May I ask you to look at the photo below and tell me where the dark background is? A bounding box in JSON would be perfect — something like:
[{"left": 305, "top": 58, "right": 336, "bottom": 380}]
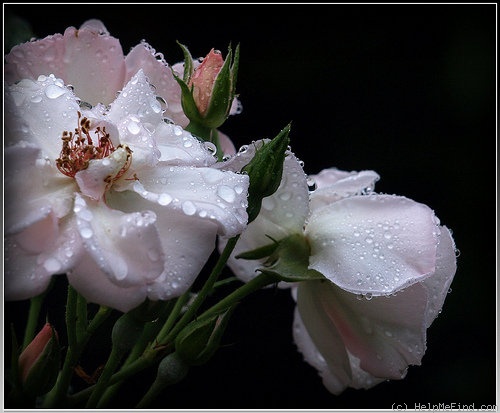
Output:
[{"left": 4, "top": 3, "right": 497, "bottom": 410}]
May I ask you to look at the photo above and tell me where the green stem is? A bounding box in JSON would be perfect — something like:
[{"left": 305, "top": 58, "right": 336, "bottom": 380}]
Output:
[
  {"left": 86, "top": 346, "right": 124, "bottom": 408},
  {"left": 42, "top": 304, "right": 111, "bottom": 408},
  {"left": 197, "top": 271, "right": 278, "bottom": 322},
  {"left": 157, "top": 235, "right": 239, "bottom": 346},
  {"left": 97, "top": 300, "right": 175, "bottom": 408},
  {"left": 22, "top": 293, "right": 46, "bottom": 350},
  {"left": 69, "top": 347, "right": 164, "bottom": 407},
  {"left": 151, "top": 292, "right": 192, "bottom": 350}
]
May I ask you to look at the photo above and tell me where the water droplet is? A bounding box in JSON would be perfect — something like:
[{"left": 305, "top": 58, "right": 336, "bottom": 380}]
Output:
[
  {"left": 45, "top": 84, "right": 67, "bottom": 99},
  {"left": 30, "top": 95, "right": 43, "bottom": 103},
  {"left": 158, "top": 193, "right": 172, "bottom": 206},
  {"left": 147, "top": 249, "right": 160, "bottom": 262},
  {"left": 262, "top": 197, "right": 275, "bottom": 211},
  {"left": 80, "top": 227, "right": 93, "bottom": 239},
  {"left": 127, "top": 120, "right": 141, "bottom": 135},
  {"left": 238, "top": 144, "right": 249, "bottom": 154},
  {"left": 44, "top": 257, "right": 61, "bottom": 273},
  {"left": 156, "top": 96, "right": 168, "bottom": 112},
  {"left": 204, "top": 142, "right": 217, "bottom": 156},
  {"left": 182, "top": 201, "right": 196, "bottom": 216},
  {"left": 218, "top": 185, "right": 236, "bottom": 203}
]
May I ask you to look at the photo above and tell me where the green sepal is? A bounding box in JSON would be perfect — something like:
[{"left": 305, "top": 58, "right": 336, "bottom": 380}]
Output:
[
  {"left": 235, "top": 236, "right": 279, "bottom": 260},
  {"left": 22, "top": 326, "right": 61, "bottom": 397},
  {"left": 241, "top": 233, "right": 325, "bottom": 283},
  {"left": 243, "top": 124, "right": 291, "bottom": 223},
  {"left": 176, "top": 41, "right": 194, "bottom": 82},
  {"left": 175, "top": 306, "right": 236, "bottom": 366}
]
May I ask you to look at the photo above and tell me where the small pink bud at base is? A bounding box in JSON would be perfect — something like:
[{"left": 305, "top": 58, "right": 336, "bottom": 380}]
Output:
[{"left": 18, "top": 323, "right": 57, "bottom": 382}]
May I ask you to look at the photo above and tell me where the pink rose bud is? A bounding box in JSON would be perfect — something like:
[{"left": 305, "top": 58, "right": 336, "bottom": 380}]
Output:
[
  {"left": 189, "top": 48, "right": 224, "bottom": 116},
  {"left": 18, "top": 323, "right": 57, "bottom": 382}
]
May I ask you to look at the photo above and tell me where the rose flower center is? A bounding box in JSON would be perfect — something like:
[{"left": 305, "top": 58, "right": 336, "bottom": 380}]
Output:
[{"left": 56, "top": 111, "right": 131, "bottom": 182}]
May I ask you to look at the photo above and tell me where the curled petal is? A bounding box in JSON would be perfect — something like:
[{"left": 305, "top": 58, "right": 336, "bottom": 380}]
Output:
[
  {"left": 293, "top": 294, "right": 352, "bottom": 394},
  {"left": 421, "top": 226, "right": 457, "bottom": 327},
  {"left": 146, "top": 209, "right": 220, "bottom": 301},
  {"left": 68, "top": 253, "right": 147, "bottom": 313},
  {"left": 310, "top": 168, "right": 380, "bottom": 211},
  {"left": 106, "top": 190, "right": 219, "bottom": 301},
  {"left": 123, "top": 165, "right": 249, "bottom": 237},
  {"left": 306, "top": 195, "right": 440, "bottom": 295},
  {"left": 125, "top": 43, "right": 189, "bottom": 127},
  {"left": 297, "top": 279, "right": 428, "bottom": 386},
  {"left": 75, "top": 146, "right": 132, "bottom": 200},
  {"left": 73, "top": 194, "right": 165, "bottom": 287}
]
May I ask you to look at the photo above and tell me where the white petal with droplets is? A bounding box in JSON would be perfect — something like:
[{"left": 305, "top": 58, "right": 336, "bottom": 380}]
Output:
[
  {"left": 121, "top": 165, "right": 249, "bottom": 237},
  {"left": 73, "top": 193, "right": 165, "bottom": 286},
  {"left": 310, "top": 168, "right": 380, "bottom": 211},
  {"left": 306, "top": 194, "right": 439, "bottom": 295}
]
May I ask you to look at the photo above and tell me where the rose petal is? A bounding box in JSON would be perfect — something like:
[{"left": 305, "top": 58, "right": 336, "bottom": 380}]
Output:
[
  {"left": 73, "top": 194, "right": 165, "bottom": 286},
  {"left": 125, "top": 43, "right": 189, "bottom": 127},
  {"left": 5, "top": 33, "right": 66, "bottom": 85},
  {"left": 294, "top": 283, "right": 352, "bottom": 391},
  {"left": 153, "top": 122, "right": 218, "bottom": 167},
  {"left": 107, "top": 69, "right": 163, "bottom": 128},
  {"left": 306, "top": 195, "right": 439, "bottom": 295},
  {"left": 122, "top": 165, "right": 249, "bottom": 237},
  {"left": 299, "top": 279, "right": 428, "bottom": 381},
  {"left": 4, "top": 237, "right": 53, "bottom": 300},
  {"left": 105, "top": 190, "right": 219, "bottom": 301},
  {"left": 59, "top": 24, "right": 125, "bottom": 105},
  {"left": 421, "top": 226, "right": 457, "bottom": 327},
  {"left": 68, "top": 253, "right": 147, "bottom": 313},
  {"left": 5, "top": 75, "right": 81, "bottom": 159},
  {"left": 146, "top": 209, "right": 220, "bottom": 301},
  {"left": 310, "top": 168, "right": 380, "bottom": 211}
]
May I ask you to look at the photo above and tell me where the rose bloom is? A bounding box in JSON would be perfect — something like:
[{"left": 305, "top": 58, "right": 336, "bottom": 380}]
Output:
[
  {"left": 218, "top": 145, "right": 457, "bottom": 394},
  {"left": 4, "top": 22, "right": 250, "bottom": 312}
]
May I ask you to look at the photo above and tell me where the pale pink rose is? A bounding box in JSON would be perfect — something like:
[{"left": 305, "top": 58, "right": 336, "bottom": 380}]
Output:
[
  {"left": 217, "top": 151, "right": 457, "bottom": 393},
  {"left": 5, "top": 68, "right": 249, "bottom": 312}
]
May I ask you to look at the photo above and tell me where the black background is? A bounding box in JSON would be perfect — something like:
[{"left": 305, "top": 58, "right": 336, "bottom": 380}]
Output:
[{"left": 3, "top": 3, "right": 497, "bottom": 410}]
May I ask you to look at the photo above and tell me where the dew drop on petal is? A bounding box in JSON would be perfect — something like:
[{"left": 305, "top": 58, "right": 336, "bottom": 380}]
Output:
[
  {"left": 127, "top": 120, "right": 141, "bottom": 135},
  {"left": 45, "top": 84, "right": 67, "bottom": 99},
  {"left": 182, "top": 201, "right": 196, "bottom": 216},
  {"left": 80, "top": 227, "right": 93, "bottom": 239},
  {"left": 217, "top": 185, "right": 236, "bottom": 203},
  {"left": 158, "top": 193, "right": 172, "bottom": 206},
  {"left": 44, "top": 257, "right": 62, "bottom": 273}
]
